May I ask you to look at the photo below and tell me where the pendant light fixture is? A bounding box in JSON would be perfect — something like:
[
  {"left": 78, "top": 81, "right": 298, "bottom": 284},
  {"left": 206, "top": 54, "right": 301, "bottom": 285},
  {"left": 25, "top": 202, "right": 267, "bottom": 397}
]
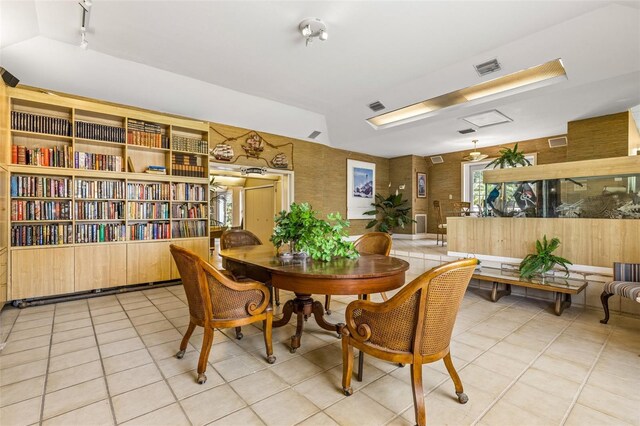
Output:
[{"left": 463, "top": 140, "right": 488, "bottom": 162}]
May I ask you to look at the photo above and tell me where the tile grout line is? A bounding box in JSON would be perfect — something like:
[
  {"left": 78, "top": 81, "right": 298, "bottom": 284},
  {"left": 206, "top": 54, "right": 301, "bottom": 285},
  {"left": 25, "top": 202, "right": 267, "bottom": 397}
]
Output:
[
  {"left": 89, "top": 297, "right": 120, "bottom": 426},
  {"left": 558, "top": 323, "right": 615, "bottom": 425},
  {"left": 115, "top": 289, "right": 193, "bottom": 425},
  {"left": 470, "top": 311, "right": 581, "bottom": 426},
  {"left": 38, "top": 303, "right": 57, "bottom": 424}
]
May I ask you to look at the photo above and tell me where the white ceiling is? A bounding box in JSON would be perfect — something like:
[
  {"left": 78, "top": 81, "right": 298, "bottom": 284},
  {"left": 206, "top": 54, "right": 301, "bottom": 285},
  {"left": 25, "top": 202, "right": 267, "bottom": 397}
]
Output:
[{"left": 1, "top": 1, "right": 640, "bottom": 157}]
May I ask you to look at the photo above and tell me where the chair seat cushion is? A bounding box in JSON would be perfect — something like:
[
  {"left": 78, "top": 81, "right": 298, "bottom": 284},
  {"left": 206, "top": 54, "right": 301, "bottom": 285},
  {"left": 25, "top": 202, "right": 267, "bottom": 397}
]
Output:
[
  {"left": 604, "top": 281, "right": 640, "bottom": 302},
  {"left": 438, "top": 224, "right": 447, "bottom": 229}
]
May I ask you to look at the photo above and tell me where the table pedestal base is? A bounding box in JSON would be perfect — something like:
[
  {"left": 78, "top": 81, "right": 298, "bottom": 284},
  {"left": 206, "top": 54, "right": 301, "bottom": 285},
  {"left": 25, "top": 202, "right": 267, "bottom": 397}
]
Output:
[{"left": 273, "top": 293, "right": 344, "bottom": 353}]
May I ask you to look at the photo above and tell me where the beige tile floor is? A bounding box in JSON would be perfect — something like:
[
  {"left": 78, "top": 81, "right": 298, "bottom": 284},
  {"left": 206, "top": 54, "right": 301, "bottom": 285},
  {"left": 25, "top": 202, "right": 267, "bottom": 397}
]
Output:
[{"left": 1, "top": 253, "right": 639, "bottom": 426}]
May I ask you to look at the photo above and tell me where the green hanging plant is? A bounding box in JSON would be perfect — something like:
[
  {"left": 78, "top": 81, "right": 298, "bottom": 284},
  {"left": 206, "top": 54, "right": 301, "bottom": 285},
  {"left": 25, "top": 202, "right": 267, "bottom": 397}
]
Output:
[
  {"left": 363, "top": 193, "right": 415, "bottom": 234},
  {"left": 485, "top": 143, "right": 532, "bottom": 169},
  {"left": 270, "top": 202, "right": 358, "bottom": 262},
  {"left": 519, "top": 235, "right": 572, "bottom": 279}
]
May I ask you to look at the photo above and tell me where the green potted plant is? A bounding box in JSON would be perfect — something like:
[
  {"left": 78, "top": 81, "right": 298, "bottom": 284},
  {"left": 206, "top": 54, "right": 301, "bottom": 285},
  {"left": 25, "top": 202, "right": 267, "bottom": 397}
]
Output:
[
  {"left": 270, "top": 202, "right": 358, "bottom": 261},
  {"left": 519, "top": 235, "right": 572, "bottom": 279},
  {"left": 364, "top": 193, "right": 415, "bottom": 234},
  {"left": 485, "top": 143, "right": 532, "bottom": 169}
]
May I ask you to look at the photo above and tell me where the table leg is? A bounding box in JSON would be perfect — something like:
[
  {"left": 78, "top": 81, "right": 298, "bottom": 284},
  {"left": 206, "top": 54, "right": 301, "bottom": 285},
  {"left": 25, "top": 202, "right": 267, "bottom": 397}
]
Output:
[
  {"left": 356, "top": 294, "right": 368, "bottom": 382},
  {"left": 272, "top": 299, "right": 294, "bottom": 328},
  {"left": 554, "top": 293, "right": 572, "bottom": 316},
  {"left": 490, "top": 282, "right": 512, "bottom": 302},
  {"left": 312, "top": 301, "right": 344, "bottom": 337}
]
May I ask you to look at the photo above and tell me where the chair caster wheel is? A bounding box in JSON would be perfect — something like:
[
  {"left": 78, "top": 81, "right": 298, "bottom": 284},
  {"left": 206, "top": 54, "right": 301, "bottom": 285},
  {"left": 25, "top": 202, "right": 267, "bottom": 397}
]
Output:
[
  {"left": 456, "top": 392, "right": 468, "bottom": 404},
  {"left": 197, "top": 373, "right": 207, "bottom": 384},
  {"left": 176, "top": 350, "right": 185, "bottom": 359},
  {"left": 289, "top": 347, "right": 297, "bottom": 354},
  {"left": 236, "top": 332, "right": 243, "bottom": 340},
  {"left": 326, "top": 310, "right": 331, "bottom": 315},
  {"left": 343, "top": 387, "right": 353, "bottom": 396},
  {"left": 267, "top": 355, "right": 276, "bottom": 364},
  {"left": 398, "top": 363, "right": 405, "bottom": 367},
  {"left": 336, "top": 333, "right": 341, "bottom": 339}
]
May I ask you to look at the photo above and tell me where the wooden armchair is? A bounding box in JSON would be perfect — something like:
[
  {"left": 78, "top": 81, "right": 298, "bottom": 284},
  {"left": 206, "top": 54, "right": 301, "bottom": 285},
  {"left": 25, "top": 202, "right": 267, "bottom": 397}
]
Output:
[
  {"left": 433, "top": 200, "right": 447, "bottom": 246},
  {"left": 324, "top": 232, "right": 393, "bottom": 314},
  {"left": 341, "top": 258, "right": 478, "bottom": 426},
  {"left": 600, "top": 262, "right": 640, "bottom": 324},
  {"left": 170, "top": 244, "right": 275, "bottom": 384},
  {"left": 220, "top": 229, "right": 279, "bottom": 307}
]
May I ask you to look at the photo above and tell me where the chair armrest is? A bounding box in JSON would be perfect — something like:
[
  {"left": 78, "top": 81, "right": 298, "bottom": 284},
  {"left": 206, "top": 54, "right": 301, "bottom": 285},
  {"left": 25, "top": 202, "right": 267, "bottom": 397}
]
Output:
[{"left": 202, "top": 261, "right": 270, "bottom": 316}]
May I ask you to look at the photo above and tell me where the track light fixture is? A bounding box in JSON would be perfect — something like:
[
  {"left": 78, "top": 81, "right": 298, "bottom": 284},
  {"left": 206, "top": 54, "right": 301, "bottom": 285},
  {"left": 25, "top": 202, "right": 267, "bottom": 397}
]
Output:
[
  {"left": 78, "top": 1, "right": 91, "bottom": 49},
  {"left": 298, "top": 18, "right": 328, "bottom": 47}
]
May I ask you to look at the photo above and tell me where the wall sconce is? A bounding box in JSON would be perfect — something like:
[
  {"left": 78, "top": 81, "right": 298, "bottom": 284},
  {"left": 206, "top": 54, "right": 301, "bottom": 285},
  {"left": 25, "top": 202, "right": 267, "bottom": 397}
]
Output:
[{"left": 299, "top": 18, "right": 328, "bottom": 47}]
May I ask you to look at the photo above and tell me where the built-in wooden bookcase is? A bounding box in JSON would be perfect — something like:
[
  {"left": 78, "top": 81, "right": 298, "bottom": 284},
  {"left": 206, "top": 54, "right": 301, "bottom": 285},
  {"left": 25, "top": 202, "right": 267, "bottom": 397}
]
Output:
[{"left": 2, "top": 86, "right": 211, "bottom": 302}]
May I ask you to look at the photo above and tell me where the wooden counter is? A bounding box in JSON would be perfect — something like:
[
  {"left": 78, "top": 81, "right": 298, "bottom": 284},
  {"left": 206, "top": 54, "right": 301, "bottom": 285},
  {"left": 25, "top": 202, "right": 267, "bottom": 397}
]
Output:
[{"left": 447, "top": 217, "right": 640, "bottom": 268}]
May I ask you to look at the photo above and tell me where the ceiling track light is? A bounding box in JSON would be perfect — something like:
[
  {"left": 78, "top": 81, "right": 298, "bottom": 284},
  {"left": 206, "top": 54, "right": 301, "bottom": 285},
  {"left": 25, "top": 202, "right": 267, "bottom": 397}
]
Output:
[
  {"left": 78, "top": 1, "right": 91, "bottom": 49},
  {"left": 298, "top": 18, "right": 328, "bottom": 47}
]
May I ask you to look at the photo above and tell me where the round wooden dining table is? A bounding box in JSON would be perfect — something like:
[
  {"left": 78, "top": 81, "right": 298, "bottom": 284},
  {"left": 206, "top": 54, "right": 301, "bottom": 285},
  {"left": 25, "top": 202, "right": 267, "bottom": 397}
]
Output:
[{"left": 218, "top": 245, "right": 410, "bottom": 354}]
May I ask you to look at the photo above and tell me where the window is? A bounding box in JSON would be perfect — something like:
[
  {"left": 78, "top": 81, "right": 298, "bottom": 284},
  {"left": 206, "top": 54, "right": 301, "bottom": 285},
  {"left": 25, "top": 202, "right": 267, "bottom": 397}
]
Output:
[{"left": 462, "top": 154, "right": 536, "bottom": 213}]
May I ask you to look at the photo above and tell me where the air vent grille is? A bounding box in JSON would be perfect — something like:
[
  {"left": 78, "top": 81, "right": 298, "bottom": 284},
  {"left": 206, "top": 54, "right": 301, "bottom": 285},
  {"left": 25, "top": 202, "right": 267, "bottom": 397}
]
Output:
[
  {"left": 308, "top": 130, "right": 322, "bottom": 139},
  {"left": 458, "top": 128, "right": 476, "bottom": 134},
  {"left": 415, "top": 214, "right": 427, "bottom": 234},
  {"left": 430, "top": 156, "right": 444, "bottom": 164},
  {"left": 548, "top": 136, "right": 567, "bottom": 148},
  {"left": 474, "top": 58, "right": 501, "bottom": 77},
  {"left": 368, "top": 101, "right": 385, "bottom": 112}
]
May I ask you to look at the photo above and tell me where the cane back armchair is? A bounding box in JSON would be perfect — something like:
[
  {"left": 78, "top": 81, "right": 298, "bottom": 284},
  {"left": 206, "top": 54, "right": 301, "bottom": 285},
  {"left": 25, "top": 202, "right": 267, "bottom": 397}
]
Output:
[
  {"left": 324, "top": 232, "right": 393, "bottom": 314},
  {"left": 170, "top": 244, "right": 275, "bottom": 384},
  {"left": 341, "top": 258, "right": 478, "bottom": 426},
  {"left": 220, "top": 229, "right": 279, "bottom": 309}
]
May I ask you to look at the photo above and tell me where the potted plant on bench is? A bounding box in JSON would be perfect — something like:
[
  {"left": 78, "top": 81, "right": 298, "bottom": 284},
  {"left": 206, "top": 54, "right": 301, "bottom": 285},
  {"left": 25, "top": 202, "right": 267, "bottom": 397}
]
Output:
[{"left": 519, "top": 235, "right": 572, "bottom": 280}]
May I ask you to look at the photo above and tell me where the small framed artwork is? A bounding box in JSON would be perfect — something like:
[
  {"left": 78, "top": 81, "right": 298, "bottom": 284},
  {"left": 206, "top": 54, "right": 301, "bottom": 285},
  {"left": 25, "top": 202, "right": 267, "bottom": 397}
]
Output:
[
  {"left": 347, "top": 159, "right": 376, "bottom": 219},
  {"left": 417, "top": 172, "right": 427, "bottom": 198}
]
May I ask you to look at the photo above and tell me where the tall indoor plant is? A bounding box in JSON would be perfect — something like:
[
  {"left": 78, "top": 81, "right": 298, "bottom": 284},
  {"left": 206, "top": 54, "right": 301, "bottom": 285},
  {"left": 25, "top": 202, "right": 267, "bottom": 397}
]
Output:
[
  {"left": 270, "top": 202, "right": 358, "bottom": 261},
  {"left": 364, "top": 193, "right": 415, "bottom": 234},
  {"left": 485, "top": 143, "right": 532, "bottom": 169}
]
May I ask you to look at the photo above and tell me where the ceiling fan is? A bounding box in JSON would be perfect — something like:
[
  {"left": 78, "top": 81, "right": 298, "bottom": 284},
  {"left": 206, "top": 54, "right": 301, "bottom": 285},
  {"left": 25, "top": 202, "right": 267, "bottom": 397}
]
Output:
[{"left": 463, "top": 140, "right": 488, "bottom": 162}]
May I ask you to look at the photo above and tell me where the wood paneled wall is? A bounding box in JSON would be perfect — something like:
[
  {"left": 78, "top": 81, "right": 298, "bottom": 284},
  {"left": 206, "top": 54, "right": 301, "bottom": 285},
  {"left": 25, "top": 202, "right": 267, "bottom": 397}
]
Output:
[
  {"left": 209, "top": 123, "right": 390, "bottom": 235},
  {"left": 629, "top": 113, "right": 640, "bottom": 155},
  {"left": 425, "top": 135, "right": 567, "bottom": 233},
  {"left": 567, "top": 112, "right": 630, "bottom": 161}
]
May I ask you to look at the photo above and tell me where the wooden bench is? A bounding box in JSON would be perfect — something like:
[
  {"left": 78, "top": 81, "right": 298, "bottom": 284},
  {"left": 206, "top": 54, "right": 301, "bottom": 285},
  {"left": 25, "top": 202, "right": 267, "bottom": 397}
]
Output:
[{"left": 472, "top": 267, "right": 588, "bottom": 316}]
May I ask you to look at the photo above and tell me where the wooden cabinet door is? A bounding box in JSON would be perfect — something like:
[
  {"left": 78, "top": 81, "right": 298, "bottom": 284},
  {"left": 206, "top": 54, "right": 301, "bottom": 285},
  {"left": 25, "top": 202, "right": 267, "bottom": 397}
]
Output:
[
  {"left": 75, "top": 244, "right": 127, "bottom": 291},
  {"left": 11, "top": 247, "right": 74, "bottom": 299},
  {"left": 245, "top": 186, "right": 275, "bottom": 247},
  {"left": 126, "top": 241, "right": 172, "bottom": 285},
  {"left": 169, "top": 238, "right": 209, "bottom": 279}
]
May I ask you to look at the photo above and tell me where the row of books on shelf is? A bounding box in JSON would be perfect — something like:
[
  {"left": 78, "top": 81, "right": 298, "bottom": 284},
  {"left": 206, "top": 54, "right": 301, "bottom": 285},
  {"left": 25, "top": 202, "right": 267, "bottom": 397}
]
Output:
[
  {"left": 11, "top": 110, "right": 72, "bottom": 136},
  {"left": 75, "top": 179, "right": 126, "bottom": 200},
  {"left": 172, "top": 203, "right": 207, "bottom": 219},
  {"left": 127, "top": 119, "right": 169, "bottom": 149},
  {"left": 76, "top": 223, "right": 126, "bottom": 244},
  {"left": 12, "top": 145, "right": 73, "bottom": 168},
  {"left": 11, "top": 175, "right": 72, "bottom": 198},
  {"left": 11, "top": 224, "right": 73, "bottom": 247},
  {"left": 129, "top": 222, "right": 170, "bottom": 241},
  {"left": 75, "top": 152, "right": 123, "bottom": 172},
  {"left": 11, "top": 200, "right": 72, "bottom": 221},
  {"left": 128, "top": 202, "right": 170, "bottom": 220},
  {"left": 127, "top": 182, "right": 171, "bottom": 201},
  {"left": 75, "top": 201, "right": 125, "bottom": 221},
  {"left": 171, "top": 164, "right": 206, "bottom": 178},
  {"left": 171, "top": 220, "right": 207, "bottom": 238},
  {"left": 76, "top": 120, "right": 126, "bottom": 143},
  {"left": 172, "top": 183, "right": 206, "bottom": 201},
  {"left": 172, "top": 135, "right": 208, "bottom": 154}
]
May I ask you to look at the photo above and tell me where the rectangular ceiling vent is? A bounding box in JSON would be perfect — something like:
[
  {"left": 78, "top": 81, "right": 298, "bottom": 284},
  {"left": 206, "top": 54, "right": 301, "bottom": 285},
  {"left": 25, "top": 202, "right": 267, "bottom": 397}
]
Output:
[
  {"left": 368, "top": 101, "right": 386, "bottom": 112},
  {"left": 548, "top": 136, "right": 568, "bottom": 148},
  {"left": 458, "top": 128, "right": 476, "bottom": 134},
  {"left": 430, "top": 155, "right": 444, "bottom": 164},
  {"left": 308, "top": 130, "right": 322, "bottom": 139},
  {"left": 474, "top": 58, "right": 501, "bottom": 77}
]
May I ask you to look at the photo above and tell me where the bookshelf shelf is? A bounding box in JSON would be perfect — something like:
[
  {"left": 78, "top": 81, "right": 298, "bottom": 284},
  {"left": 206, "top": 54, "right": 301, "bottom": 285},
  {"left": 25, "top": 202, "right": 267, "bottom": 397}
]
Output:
[{"left": 3, "top": 86, "right": 211, "bottom": 301}]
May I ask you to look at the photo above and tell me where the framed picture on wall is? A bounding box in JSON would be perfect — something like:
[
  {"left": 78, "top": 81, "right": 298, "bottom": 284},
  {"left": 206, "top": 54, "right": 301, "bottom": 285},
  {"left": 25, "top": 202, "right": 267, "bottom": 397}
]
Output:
[
  {"left": 417, "top": 172, "right": 427, "bottom": 198},
  {"left": 347, "top": 159, "right": 376, "bottom": 219}
]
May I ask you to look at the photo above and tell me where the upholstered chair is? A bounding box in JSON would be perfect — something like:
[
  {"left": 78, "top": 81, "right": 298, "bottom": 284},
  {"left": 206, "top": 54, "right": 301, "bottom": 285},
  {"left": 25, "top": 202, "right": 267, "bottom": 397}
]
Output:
[
  {"left": 341, "top": 258, "right": 477, "bottom": 426},
  {"left": 600, "top": 262, "right": 640, "bottom": 324},
  {"left": 324, "top": 232, "right": 392, "bottom": 314},
  {"left": 170, "top": 244, "right": 275, "bottom": 384}
]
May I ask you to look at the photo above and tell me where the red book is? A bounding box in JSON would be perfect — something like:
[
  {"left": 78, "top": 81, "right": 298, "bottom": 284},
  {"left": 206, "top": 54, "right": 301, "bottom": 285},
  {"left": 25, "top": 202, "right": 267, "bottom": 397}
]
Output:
[{"left": 11, "top": 145, "right": 17, "bottom": 164}]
